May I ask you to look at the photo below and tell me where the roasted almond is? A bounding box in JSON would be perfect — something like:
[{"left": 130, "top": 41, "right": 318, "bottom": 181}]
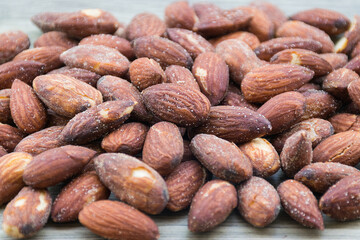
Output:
[
  {"left": 209, "top": 31, "right": 260, "bottom": 49},
  {"left": 0, "top": 123, "right": 24, "bottom": 152},
  {"left": 0, "top": 30, "right": 30, "bottom": 64},
  {"left": 47, "top": 66, "right": 101, "bottom": 87},
  {"left": 329, "top": 113, "right": 360, "bottom": 133},
  {"left": 0, "top": 146, "right": 6, "bottom": 157},
  {"left": 351, "top": 41, "right": 360, "bottom": 58},
  {"left": 221, "top": 84, "right": 258, "bottom": 111},
  {"left": 297, "top": 83, "right": 322, "bottom": 92},
  {"left": 348, "top": 77, "right": 360, "bottom": 108},
  {"left": 125, "top": 13, "right": 166, "bottom": 41},
  {"left": 322, "top": 68, "right": 359, "bottom": 100},
  {"left": 164, "top": 1, "right": 197, "bottom": 30},
  {"left": 249, "top": 0, "right": 287, "bottom": 30},
  {"left": 34, "top": 31, "right": 78, "bottom": 49},
  {"left": 164, "top": 65, "right": 200, "bottom": 91},
  {"left": 344, "top": 54, "right": 360, "bottom": 75},
  {"left": 320, "top": 53, "right": 348, "bottom": 70},
  {"left": 0, "top": 89, "right": 11, "bottom": 123},
  {"left": 31, "top": 12, "right": 67, "bottom": 33},
  {"left": 46, "top": 109, "right": 71, "bottom": 127},
  {"left": 334, "top": 15, "right": 360, "bottom": 54}
]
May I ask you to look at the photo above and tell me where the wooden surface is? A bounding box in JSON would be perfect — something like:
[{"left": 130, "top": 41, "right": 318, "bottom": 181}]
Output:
[{"left": 1, "top": 0, "right": 360, "bottom": 239}]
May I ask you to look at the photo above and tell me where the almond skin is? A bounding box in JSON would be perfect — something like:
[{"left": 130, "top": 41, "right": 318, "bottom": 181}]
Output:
[
  {"left": 0, "top": 123, "right": 24, "bottom": 152},
  {"left": 60, "top": 44, "right": 130, "bottom": 77},
  {"left": 277, "top": 180, "right": 324, "bottom": 230},
  {"left": 192, "top": 52, "right": 229, "bottom": 105},
  {"left": 0, "top": 89, "right": 11, "bottom": 123},
  {"left": 329, "top": 113, "right": 360, "bottom": 133},
  {"left": 295, "top": 162, "right": 360, "bottom": 193},
  {"left": 348, "top": 78, "right": 360, "bottom": 109},
  {"left": 188, "top": 180, "right": 237, "bottom": 232},
  {"left": 320, "top": 53, "right": 348, "bottom": 70},
  {"left": 191, "top": 106, "right": 272, "bottom": 144},
  {"left": 249, "top": 0, "right": 287, "bottom": 30},
  {"left": 0, "top": 30, "right": 30, "bottom": 64},
  {"left": 47, "top": 66, "right": 101, "bottom": 87},
  {"left": 322, "top": 68, "right": 359, "bottom": 100},
  {"left": 241, "top": 64, "right": 314, "bottom": 103},
  {"left": 334, "top": 15, "right": 360, "bottom": 54},
  {"left": 142, "top": 122, "right": 183, "bottom": 176},
  {"left": 190, "top": 134, "right": 253, "bottom": 183},
  {"left": 31, "top": 12, "right": 66, "bottom": 33},
  {"left": 221, "top": 84, "right": 258, "bottom": 111},
  {"left": 313, "top": 131, "right": 360, "bottom": 166},
  {"left": 166, "top": 160, "right": 207, "bottom": 212},
  {"left": 2, "top": 187, "right": 51, "bottom": 238},
  {"left": 51, "top": 171, "right": 110, "bottom": 222},
  {"left": 94, "top": 153, "right": 169, "bottom": 215},
  {"left": 0, "top": 152, "right": 32, "bottom": 206},
  {"left": 79, "top": 200, "right": 159, "bottom": 240},
  {"left": 237, "top": 176, "right": 280, "bottom": 227},
  {"left": 164, "top": 65, "right": 200, "bottom": 91},
  {"left": 23, "top": 145, "right": 96, "bottom": 188},
  {"left": 125, "top": 13, "right": 166, "bottom": 41},
  {"left": 210, "top": 31, "right": 260, "bottom": 49},
  {"left": 319, "top": 175, "right": 360, "bottom": 221},
  {"left": 142, "top": 83, "right": 210, "bottom": 127},
  {"left": 10, "top": 79, "right": 47, "bottom": 134},
  {"left": 164, "top": 1, "right": 197, "bottom": 30},
  {"left": 34, "top": 31, "right": 78, "bottom": 49}
]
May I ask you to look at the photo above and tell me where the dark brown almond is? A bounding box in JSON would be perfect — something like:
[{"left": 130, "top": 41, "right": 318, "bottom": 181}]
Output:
[
  {"left": 132, "top": 36, "right": 193, "bottom": 69},
  {"left": 164, "top": 1, "right": 197, "bottom": 30},
  {"left": 0, "top": 30, "right": 30, "bottom": 64},
  {"left": 166, "top": 160, "right": 207, "bottom": 212},
  {"left": 182, "top": 140, "right": 194, "bottom": 162},
  {"left": 142, "top": 83, "right": 210, "bottom": 127},
  {"left": 188, "top": 180, "right": 237, "bottom": 232},
  {"left": 241, "top": 64, "right": 314, "bottom": 103},
  {"left": 0, "top": 123, "right": 24, "bottom": 152},
  {"left": 46, "top": 109, "right": 71, "bottom": 127},
  {"left": 164, "top": 65, "right": 200, "bottom": 91},
  {"left": 334, "top": 15, "right": 360, "bottom": 54},
  {"left": 221, "top": 84, "right": 258, "bottom": 111},
  {"left": 276, "top": 20, "right": 334, "bottom": 53},
  {"left": 295, "top": 162, "right": 360, "bottom": 193},
  {"left": 60, "top": 100, "right": 135, "bottom": 144},
  {"left": 209, "top": 31, "right": 260, "bottom": 49},
  {"left": 51, "top": 171, "right": 110, "bottom": 222},
  {"left": 125, "top": 13, "right": 166, "bottom": 41},
  {"left": 237, "top": 176, "right": 280, "bottom": 227},
  {"left": 239, "top": 138, "right": 280, "bottom": 178},
  {"left": 249, "top": 0, "right": 287, "bottom": 30},
  {"left": 31, "top": 12, "right": 68, "bottom": 33},
  {"left": 0, "top": 60, "right": 45, "bottom": 90},
  {"left": 192, "top": 52, "right": 229, "bottom": 105},
  {"left": 278, "top": 180, "right": 324, "bottom": 230},
  {"left": 60, "top": 44, "right": 130, "bottom": 77},
  {"left": 0, "top": 89, "right": 11, "bottom": 123},
  {"left": 47, "top": 66, "right": 101, "bottom": 87},
  {"left": 323, "top": 68, "right": 359, "bottom": 101},
  {"left": 320, "top": 53, "right": 348, "bottom": 70},
  {"left": 190, "top": 134, "right": 252, "bottom": 183},
  {"left": 94, "top": 153, "right": 169, "bottom": 214},
  {"left": 14, "top": 126, "right": 65, "bottom": 156},
  {"left": 257, "top": 91, "right": 306, "bottom": 134},
  {"left": 191, "top": 106, "right": 271, "bottom": 143},
  {"left": 34, "top": 31, "right": 78, "bottom": 49},
  {"left": 329, "top": 113, "right": 360, "bottom": 133}
]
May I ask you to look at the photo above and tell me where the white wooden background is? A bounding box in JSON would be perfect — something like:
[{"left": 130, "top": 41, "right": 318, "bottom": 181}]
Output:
[{"left": 1, "top": 0, "right": 360, "bottom": 239}]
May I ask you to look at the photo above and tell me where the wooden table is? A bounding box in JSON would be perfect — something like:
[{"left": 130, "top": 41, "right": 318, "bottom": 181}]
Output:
[{"left": 1, "top": 0, "right": 360, "bottom": 239}]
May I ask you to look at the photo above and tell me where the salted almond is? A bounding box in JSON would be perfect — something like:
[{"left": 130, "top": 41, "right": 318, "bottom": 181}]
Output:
[
  {"left": 249, "top": 0, "right": 287, "bottom": 30},
  {"left": 46, "top": 109, "right": 71, "bottom": 127},
  {"left": 209, "top": 31, "right": 260, "bottom": 49},
  {"left": 329, "top": 113, "right": 360, "bottom": 133},
  {"left": 221, "top": 84, "right": 258, "bottom": 111},
  {"left": 351, "top": 41, "right": 360, "bottom": 58},
  {"left": 0, "top": 30, "right": 30, "bottom": 64},
  {"left": 334, "top": 15, "right": 360, "bottom": 54},
  {"left": 297, "top": 83, "right": 322, "bottom": 92},
  {"left": 0, "top": 89, "right": 11, "bottom": 123},
  {"left": 320, "top": 53, "right": 348, "bottom": 69},
  {"left": 0, "top": 123, "right": 24, "bottom": 152},
  {"left": 31, "top": 12, "right": 67, "bottom": 33},
  {"left": 165, "top": 1, "right": 197, "bottom": 30},
  {"left": 47, "top": 66, "right": 101, "bottom": 87},
  {"left": 323, "top": 68, "right": 359, "bottom": 100},
  {"left": 34, "top": 31, "right": 78, "bottom": 49},
  {"left": 126, "top": 13, "right": 166, "bottom": 41},
  {"left": 164, "top": 65, "right": 200, "bottom": 91}
]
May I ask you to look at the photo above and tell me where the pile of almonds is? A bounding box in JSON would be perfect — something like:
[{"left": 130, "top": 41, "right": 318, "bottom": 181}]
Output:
[{"left": 2, "top": 1, "right": 360, "bottom": 239}]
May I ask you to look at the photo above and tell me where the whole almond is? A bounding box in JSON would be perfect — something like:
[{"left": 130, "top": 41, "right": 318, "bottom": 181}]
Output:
[
  {"left": 164, "top": 65, "right": 200, "bottom": 91},
  {"left": 209, "top": 31, "right": 260, "bottom": 49},
  {"left": 60, "top": 100, "right": 135, "bottom": 144},
  {"left": 0, "top": 60, "right": 45, "bottom": 90},
  {"left": 313, "top": 130, "right": 360, "bottom": 166},
  {"left": 34, "top": 31, "right": 78, "bottom": 49},
  {"left": 241, "top": 64, "right": 314, "bottom": 103},
  {"left": 33, "top": 74, "right": 103, "bottom": 117},
  {"left": 60, "top": 44, "right": 130, "bottom": 77},
  {"left": 257, "top": 91, "right": 306, "bottom": 134},
  {"left": 348, "top": 78, "right": 360, "bottom": 109},
  {"left": 132, "top": 36, "right": 193, "bottom": 69},
  {"left": 143, "top": 122, "right": 183, "bottom": 176},
  {"left": 277, "top": 180, "right": 324, "bottom": 230},
  {"left": 51, "top": 171, "right": 110, "bottom": 222},
  {"left": 249, "top": 0, "right": 287, "bottom": 30},
  {"left": 276, "top": 20, "right": 334, "bottom": 53},
  {"left": 322, "top": 68, "right": 359, "bottom": 100},
  {"left": 31, "top": 12, "right": 67, "bottom": 33},
  {"left": 237, "top": 176, "right": 280, "bottom": 227},
  {"left": 14, "top": 126, "right": 65, "bottom": 155},
  {"left": 79, "top": 200, "right": 159, "bottom": 240},
  {"left": 190, "top": 134, "right": 252, "bottom": 183},
  {"left": 0, "top": 30, "right": 30, "bottom": 64},
  {"left": 129, "top": 57, "right": 166, "bottom": 91},
  {"left": 334, "top": 15, "right": 360, "bottom": 54},
  {"left": 319, "top": 175, "right": 360, "bottom": 221},
  {"left": 23, "top": 145, "right": 96, "bottom": 188},
  {"left": 297, "top": 83, "right": 322, "bottom": 92},
  {"left": 0, "top": 152, "right": 32, "bottom": 206},
  {"left": 295, "top": 162, "right": 360, "bottom": 193},
  {"left": 329, "top": 113, "right": 360, "bottom": 133},
  {"left": 2, "top": 187, "right": 51, "bottom": 238},
  {"left": 126, "top": 13, "right": 166, "bottom": 41},
  {"left": 166, "top": 160, "right": 207, "bottom": 212},
  {"left": 165, "top": 1, "right": 197, "bottom": 30},
  {"left": 0, "top": 89, "right": 11, "bottom": 123},
  {"left": 10, "top": 79, "right": 47, "bottom": 133},
  {"left": 94, "top": 153, "right": 169, "bottom": 214},
  {"left": 47, "top": 66, "right": 101, "bottom": 87},
  {"left": 0, "top": 123, "right": 24, "bottom": 152},
  {"left": 221, "top": 84, "right": 258, "bottom": 111},
  {"left": 191, "top": 106, "right": 272, "bottom": 143},
  {"left": 345, "top": 54, "right": 360, "bottom": 75},
  {"left": 320, "top": 53, "right": 348, "bottom": 70},
  {"left": 239, "top": 138, "right": 280, "bottom": 178},
  {"left": 192, "top": 52, "right": 229, "bottom": 105},
  {"left": 142, "top": 83, "right": 210, "bottom": 127},
  {"left": 188, "top": 180, "right": 237, "bottom": 232}
]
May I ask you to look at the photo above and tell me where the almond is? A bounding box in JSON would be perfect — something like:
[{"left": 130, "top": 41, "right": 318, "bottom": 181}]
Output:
[
  {"left": 164, "top": 65, "right": 200, "bottom": 91},
  {"left": 0, "top": 152, "right": 32, "bottom": 206},
  {"left": 51, "top": 171, "right": 110, "bottom": 222},
  {"left": 94, "top": 153, "right": 169, "bottom": 214},
  {"left": 188, "top": 180, "right": 237, "bottom": 232},
  {"left": 0, "top": 30, "right": 30, "bottom": 64},
  {"left": 31, "top": 12, "right": 69, "bottom": 33},
  {"left": 221, "top": 84, "right": 258, "bottom": 111},
  {"left": 23, "top": 145, "right": 96, "bottom": 188},
  {"left": 125, "top": 12, "right": 166, "bottom": 41},
  {"left": 165, "top": 1, "right": 197, "bottom": 30},
  {"left": 348, "top": 76, "right": 360, "bottom": 109},
  {"left": 166, "top": 160, "right": 207, "bottom": 212},
  {"left": 142, "top": 83, "right": 210, "bottom": 127},
  {"left": 46, "top": 109, "right": 71, "bottom": 127},
  {"left": 142, "top": 121, "right": 183, "bottom": 176},
  {"left": 79, "top": 200, "right": 159, "bottom": 240},
  {"left": 239, "top": 138, "right": 280, "bottom": 178},
  {"left": 0, "top": 89, "right": 11, "bottom": 123},
  {"left": 0, "top": 123, "right": 24, "bottom": 152},
  {"left": 60, "top": 100, "right": 135, "bottom": 144},
  {"left": 295, "top": 162, "right": 360, "bottom": 193},
  {"left": 249, "top": 0, "right": 287, "bottom": 30},
  {"left": 237, "top": 176, "right": 280, "bottom": 227},
  {"left": 190, "top": 106, "right": 272, "bottom": 143},
  {"left": 2, "top": 187, "right": 51, "bottom": 238},
  {"left": 182, "top": 139, "right": 194, "bottom": 162},
  {"left": 192, "top": 52, "right": 229, "bottom": 105},
  {"left": 345, "top": 54, "right": 360, "bottom": 75},
  {"left": 320, "top": 53, "right": 348, "bottom": 69},
  {"left": 334, "top": 15, "right": 360, "bottom": 54},
  {"left": 351, "top": 41, "right": 360, "bottom": 58},
  {"left": 209, "top": 31, "right": 260, "bottom": 49},
  {"left": 47, "top": 66, "right": 101, "bottom": 87},
  {"left": 322, "top": 68, "right": 359, "bottom": 100},
  {"left": 0, "top": 146, "right": 6, "bottom": 157},
  {"left": 190, "top": 133, "right": 252, "bottom": 183},
  {"left": 34, "top": 31, "right": 78, "bottom": 49},
  {"left": 241, "top": 64, "right": 314, "bottom": 103},
  {"left": 60, "top": 44, "right": 130, "bottom": 77},
  {"left": 329, "top": 113, "right": 360, "bottom": 133},
  {"left": 297, "top": 83, "right": 322, "bottom": 92}
]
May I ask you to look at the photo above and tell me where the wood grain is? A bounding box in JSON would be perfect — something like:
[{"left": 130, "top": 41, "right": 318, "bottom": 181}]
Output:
[{"left": 1, "top": 0, "right": 360, "bottom": 239}]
